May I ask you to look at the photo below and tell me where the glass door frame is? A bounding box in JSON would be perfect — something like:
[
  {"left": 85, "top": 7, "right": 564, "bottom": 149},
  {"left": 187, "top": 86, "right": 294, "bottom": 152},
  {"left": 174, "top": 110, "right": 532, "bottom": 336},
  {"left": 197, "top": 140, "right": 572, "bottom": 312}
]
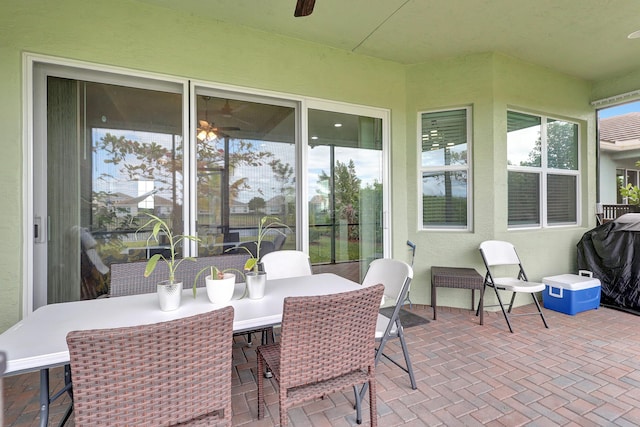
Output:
[
  {"left": 303, "top": 98, "right": 391, "bottom": 264},
  {"left": 188, "top": 82, "right": 305, "bottom": 255},
  {"left": 24, "top": 54, "right": 391, "bottom": 316},
  {"left": 26, "top": 53, "right": 190, "bottom": 314}
]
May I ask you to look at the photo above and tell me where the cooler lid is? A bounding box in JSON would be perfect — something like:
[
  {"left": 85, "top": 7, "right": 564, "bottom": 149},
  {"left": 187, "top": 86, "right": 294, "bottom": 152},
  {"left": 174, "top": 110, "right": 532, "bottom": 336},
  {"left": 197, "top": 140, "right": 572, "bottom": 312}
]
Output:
[{"left": 542, "top": 274, "right": 601, "bottom": 290}]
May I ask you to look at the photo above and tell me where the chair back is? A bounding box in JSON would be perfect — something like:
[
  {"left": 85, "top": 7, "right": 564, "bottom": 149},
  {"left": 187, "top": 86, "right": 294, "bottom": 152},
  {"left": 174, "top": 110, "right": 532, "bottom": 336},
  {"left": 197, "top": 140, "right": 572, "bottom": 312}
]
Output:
[
  {"left": 362, "top": 258, "right": 413, "bottom": 303},
  {"left": 272, "top": 233, "right": 287, "bottom": 251},
  {"left": 479, "top": 240, "right": 521, "bottom": 267},
  {"left": 67, "top": 306, "right": 234, "bottom": 426},
  {"left": 110, "top": 253, "right": 250, "bottom": 297},
  {"left": 261, "top": 250, "right": 311, "bottom": 280},
  {"left": 278, "top": 284, "right": 384, "bottom": 389}
]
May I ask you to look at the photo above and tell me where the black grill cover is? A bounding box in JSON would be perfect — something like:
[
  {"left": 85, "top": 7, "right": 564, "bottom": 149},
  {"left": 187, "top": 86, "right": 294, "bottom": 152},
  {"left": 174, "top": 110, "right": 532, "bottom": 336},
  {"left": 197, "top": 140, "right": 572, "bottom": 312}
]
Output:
[{"left": 577, "top": 214, "right": 640, "bottom": 313}]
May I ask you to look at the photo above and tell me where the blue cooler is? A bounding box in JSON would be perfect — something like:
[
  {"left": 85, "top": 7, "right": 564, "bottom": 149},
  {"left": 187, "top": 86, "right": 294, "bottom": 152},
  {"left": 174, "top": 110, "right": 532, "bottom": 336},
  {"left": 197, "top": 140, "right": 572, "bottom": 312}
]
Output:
[{"left": 542, "top": 271, "right": 601, "bottom": 315}]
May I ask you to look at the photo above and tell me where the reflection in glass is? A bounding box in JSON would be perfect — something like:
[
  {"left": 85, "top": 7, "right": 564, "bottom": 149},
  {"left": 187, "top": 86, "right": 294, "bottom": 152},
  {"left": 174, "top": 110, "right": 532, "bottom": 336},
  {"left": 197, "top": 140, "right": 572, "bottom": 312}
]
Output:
[
  {"left": 507, "top": 111, "right": 541, "bottom": 167},
  {"left": 420, "top": 108, "right": 470, "bottom": 229},
  {"left": 195, "top": 95, "right": 296, "bottom": 256},
  {"left": 47, "top": 78, "right": 183, "bottom": 302},
  {"left": 508, "top": 171, "right": 540, "bottom": 226},
  {"left": 422, "top": 171, "right": 468, "bottom": 227},
  {"left": 308, "top": 109, "right": 383, "bottom": 272},
  {"left": 547, "top": 174, "right": 577, "bottom": 224},
  {"left": 547, "top": 119, "right": 578, "bottom": 170},
  {"left": 421, "top": 109, "right": 468, "bottom": 168}
]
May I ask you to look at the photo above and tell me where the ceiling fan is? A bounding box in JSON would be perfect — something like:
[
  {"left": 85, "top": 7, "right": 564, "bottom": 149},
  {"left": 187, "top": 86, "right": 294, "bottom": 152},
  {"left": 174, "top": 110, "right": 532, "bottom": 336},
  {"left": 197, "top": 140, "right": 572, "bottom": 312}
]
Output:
[
  {"left": 294, "top": 0, "right": 316, "bottom": 17},
  {"left": 212, "top": 99, "right": 252, "bottom": 126},
  {"left": 197, "top": 97, "right": 240, "bottom": 141}
]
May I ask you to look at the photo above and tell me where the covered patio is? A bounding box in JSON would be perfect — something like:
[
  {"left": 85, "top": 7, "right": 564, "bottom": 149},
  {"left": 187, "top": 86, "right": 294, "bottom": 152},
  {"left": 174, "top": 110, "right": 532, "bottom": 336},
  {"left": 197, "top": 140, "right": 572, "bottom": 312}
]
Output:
[{"left": 5, "top": 304, "right": 640, "bottom": 426}]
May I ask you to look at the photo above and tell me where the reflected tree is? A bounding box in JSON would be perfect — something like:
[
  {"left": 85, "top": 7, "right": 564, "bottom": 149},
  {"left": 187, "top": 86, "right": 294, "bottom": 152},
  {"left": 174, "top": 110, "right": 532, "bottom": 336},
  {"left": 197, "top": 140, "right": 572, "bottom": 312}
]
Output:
[{"left": 319, "top": 159, "right": 361, "bottom": 240}]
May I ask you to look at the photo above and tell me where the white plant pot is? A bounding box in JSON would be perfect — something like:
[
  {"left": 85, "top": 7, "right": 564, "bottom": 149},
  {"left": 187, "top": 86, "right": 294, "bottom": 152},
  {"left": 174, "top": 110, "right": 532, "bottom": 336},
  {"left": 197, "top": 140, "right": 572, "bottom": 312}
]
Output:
[
  {"left": 246, "top": 271, "right": 266, "bottom": 300},
  {"left": 157, "top": 280, "right": 183, "bottom": 311},
  {"left": 205, "top": 273, "right": 236, "bottom": 304}
]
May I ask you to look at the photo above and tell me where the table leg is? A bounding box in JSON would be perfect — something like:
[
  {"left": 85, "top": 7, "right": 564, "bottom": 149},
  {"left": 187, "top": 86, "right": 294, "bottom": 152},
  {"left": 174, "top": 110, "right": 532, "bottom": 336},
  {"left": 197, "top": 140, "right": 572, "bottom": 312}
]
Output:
[
  {"left": 39, "top": 369, "right": 50, "bottom": 427},
  {"left": 39, "top": 366, "right": 74, "bottom": 427},
  {"left": 431, "top": 279, "right": 437, "bottom": 320},
  {"left": 479, "top": 287, "right": 484, "bottom": 325}
]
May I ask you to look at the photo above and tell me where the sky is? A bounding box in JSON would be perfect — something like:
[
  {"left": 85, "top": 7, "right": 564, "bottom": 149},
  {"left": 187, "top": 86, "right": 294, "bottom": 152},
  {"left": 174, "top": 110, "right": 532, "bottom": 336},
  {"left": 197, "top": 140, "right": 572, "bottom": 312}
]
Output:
[
  {"left": 93, "top": 128, "right": 382, "bottom": 205},
  {"left": 598, "top": 100, "right": 640, "bottom": 119}
]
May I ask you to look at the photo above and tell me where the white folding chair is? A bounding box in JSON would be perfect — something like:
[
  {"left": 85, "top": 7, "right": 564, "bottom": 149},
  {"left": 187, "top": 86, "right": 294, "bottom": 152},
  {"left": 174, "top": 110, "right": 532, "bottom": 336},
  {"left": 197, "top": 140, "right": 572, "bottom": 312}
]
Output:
[
  {"left": 479, "top": 240, "right": 549, "bottom": 333},
  {"left": 359, "top": 258, "right": 417, "bottom": 401},
  {"left": 261, "top": 250, "right": 311, "bottom": 280},
  {"left": 257, "top": 250, "right": 312, "bottom": 347}
]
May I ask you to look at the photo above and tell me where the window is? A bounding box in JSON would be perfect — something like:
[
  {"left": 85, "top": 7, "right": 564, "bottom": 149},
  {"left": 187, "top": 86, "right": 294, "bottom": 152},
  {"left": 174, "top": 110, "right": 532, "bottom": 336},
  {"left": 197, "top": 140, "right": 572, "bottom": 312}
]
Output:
[
  {"left": 507, "top": 111, "right": 579, "bottom": 227},
  {"left": 419, "top": 107, "right": 472, "bottom": 230}
]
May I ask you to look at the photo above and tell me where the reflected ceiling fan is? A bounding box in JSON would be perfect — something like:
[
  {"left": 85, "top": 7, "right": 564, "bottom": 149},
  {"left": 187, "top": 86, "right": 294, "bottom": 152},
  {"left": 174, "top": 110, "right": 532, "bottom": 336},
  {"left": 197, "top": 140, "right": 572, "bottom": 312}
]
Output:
[
  {"left": 212, "top": 99, "right": 252, "bottom": 126},
  {"left": 197, "top": 97, "right": 240, "bottom": 141},
  {"left": 294, "top": 0, "right": 316, "bottom": 17}
]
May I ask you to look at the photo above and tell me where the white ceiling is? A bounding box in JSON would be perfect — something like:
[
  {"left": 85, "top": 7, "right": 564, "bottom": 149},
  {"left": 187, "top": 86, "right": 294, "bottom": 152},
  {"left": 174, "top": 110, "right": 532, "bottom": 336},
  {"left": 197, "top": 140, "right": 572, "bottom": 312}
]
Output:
[{"left": 136, "top": 0, "right": 640, "bottom": 82}]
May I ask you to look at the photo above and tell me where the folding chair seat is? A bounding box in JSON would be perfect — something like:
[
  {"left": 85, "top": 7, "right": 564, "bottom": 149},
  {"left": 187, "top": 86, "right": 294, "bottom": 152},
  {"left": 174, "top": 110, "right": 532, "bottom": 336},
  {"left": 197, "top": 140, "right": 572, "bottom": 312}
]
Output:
[
  {"left": 257, "top": 284, "right": 384, "bottom": 426},
  {"left": 360, "top": 258, "right": 417, "bottom": 400},
  {"left": 479, "top": 240, "right": 549, "bottom": 333}
]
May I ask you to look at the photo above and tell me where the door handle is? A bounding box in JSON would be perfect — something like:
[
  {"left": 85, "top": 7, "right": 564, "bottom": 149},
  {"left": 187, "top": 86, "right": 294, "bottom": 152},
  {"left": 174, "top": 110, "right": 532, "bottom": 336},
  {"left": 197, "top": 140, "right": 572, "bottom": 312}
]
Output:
[{"left": 34, "top": 216, "right": 46, "bottom": 243}]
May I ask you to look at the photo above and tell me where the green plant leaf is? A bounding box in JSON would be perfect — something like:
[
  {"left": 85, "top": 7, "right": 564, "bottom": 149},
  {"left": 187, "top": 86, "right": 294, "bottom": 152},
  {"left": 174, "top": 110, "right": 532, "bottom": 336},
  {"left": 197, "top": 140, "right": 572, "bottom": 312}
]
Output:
[
  {"left": 144, "top": 253, "right": 162, "bottom": 277},
  {"left": 152, "top": 221, "right": 162, "bottom": 239},
  {"left": 244, "top": 258, "right": 257, "bottom": 271}
]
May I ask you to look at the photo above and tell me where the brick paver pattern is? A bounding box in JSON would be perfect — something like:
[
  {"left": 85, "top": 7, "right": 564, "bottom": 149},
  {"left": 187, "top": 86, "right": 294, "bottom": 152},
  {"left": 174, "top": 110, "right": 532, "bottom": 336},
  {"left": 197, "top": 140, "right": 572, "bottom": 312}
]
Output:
[{"left": 3, "top": 303, "right": 640, "bottom": 426}]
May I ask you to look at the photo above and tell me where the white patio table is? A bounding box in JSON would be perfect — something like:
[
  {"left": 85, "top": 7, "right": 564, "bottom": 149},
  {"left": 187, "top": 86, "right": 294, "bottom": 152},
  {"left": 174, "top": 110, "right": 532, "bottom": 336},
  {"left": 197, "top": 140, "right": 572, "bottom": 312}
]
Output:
[{"left": 0, "top": 273, "right": 361, "bottom": 427}]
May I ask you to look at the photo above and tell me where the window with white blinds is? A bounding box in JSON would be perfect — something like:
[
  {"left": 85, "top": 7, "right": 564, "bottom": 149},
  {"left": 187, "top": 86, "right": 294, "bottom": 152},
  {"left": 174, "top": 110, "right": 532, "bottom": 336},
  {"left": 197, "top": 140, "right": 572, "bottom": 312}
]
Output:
[
  {"left": 420, "top": 107, "right": 471, "bottom": 230},
  {"left": 507, "top": 110, "right": 579, "bottom": 228}
]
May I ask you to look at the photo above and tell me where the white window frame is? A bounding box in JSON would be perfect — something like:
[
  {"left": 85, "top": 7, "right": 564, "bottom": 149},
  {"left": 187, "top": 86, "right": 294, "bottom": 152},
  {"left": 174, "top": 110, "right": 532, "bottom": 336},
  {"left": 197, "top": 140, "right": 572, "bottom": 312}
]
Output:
[
  {"left": 418, "top": 106, "right": 473, "bottom": 231},
  {"left": 507, "top": 109, "right": 581, "bottom": 229}
]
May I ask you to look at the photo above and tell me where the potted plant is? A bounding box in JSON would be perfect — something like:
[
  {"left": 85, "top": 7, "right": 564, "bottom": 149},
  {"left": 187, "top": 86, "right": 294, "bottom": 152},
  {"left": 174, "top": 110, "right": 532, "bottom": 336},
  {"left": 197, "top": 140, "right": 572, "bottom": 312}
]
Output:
[
  {"left": 235, "top": 215, "right": 289, "bottom": 299},
  {"left": 139, "top": 213, "right": 200, "bottom": 311},
  {"left": 193, "top": 265, "right": 244, "bottom": 304}
]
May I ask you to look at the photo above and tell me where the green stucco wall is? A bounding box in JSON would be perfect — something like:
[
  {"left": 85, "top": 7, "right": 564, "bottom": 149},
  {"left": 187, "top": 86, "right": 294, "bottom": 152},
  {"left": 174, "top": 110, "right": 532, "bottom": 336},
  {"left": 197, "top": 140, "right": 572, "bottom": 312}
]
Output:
[
  {"left": 0, "top": 0, "right": 407, "bottom": 331},
  {"left": 0, "top": 0, "right": 603, "bottom": 332},
  {"left": 405, "top": 53, "right": 596, "bottom": 309}
]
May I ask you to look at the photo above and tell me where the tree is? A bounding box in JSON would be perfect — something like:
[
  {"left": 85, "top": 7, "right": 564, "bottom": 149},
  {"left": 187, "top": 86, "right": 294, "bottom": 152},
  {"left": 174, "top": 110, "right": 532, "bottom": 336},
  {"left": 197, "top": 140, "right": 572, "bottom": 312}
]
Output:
[
  {"left": 248, "top": 197, "right": 266, "bottom": 213},
  {"left": 94, "top": 133, "right": 274, "bottom": 232},
  {"left": 318, "top": 159, "right": 361, "bottom": 240},
  {"left": 269, "top": 159, "right": 295, "bottom": 222},
  {"left": 520, "top": 120, "right": 577, "bottom": 169}
]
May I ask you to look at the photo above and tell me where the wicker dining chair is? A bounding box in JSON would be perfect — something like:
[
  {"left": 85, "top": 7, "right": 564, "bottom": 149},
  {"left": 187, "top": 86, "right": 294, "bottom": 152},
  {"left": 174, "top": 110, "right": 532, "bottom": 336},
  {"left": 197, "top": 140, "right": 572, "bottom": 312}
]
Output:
[
  {"left": 67, "top": 306, "right": 234, "bottom": 426},
  {"left": 257, "top": 284, "right": 384, "bottom": 426}
]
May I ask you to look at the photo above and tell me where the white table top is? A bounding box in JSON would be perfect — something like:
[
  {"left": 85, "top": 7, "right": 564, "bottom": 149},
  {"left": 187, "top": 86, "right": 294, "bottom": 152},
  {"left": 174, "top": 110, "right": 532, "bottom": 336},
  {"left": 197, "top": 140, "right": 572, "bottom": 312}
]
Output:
[{"left": 0, "top": 273, "right": 360, "bottom": 375}]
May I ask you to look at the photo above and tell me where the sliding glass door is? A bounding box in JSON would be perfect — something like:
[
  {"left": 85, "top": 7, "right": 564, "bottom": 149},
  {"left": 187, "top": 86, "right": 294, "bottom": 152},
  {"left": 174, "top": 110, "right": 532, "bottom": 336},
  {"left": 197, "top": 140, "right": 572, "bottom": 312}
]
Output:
[
  {"left": 307, "top": 107, "right": 385, "bottom": 281},
  {"left": 30, "top": 59, "right": 389, "bottom": 311},
  {"left": 33, "top": 64, "right": 185, "bottom": 308},
  {"left": 193, "top": 91, "right": 297, "bottom": 255}
]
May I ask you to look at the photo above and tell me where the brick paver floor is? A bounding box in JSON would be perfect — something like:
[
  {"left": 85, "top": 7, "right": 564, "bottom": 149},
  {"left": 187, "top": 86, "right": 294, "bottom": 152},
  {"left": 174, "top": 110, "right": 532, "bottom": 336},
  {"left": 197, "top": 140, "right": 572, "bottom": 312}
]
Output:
[{"left": 3, "top": 303, "right": 640, "bottom": 426}]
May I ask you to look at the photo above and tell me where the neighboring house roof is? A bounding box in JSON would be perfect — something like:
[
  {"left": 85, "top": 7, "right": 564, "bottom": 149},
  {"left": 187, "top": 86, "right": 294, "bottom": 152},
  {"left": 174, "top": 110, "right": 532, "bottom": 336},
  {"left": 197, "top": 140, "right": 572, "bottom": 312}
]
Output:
[
  {"left": 599, "top": 113, "right": 640, "bottom": 152},
  {"left": 113, "top": 191, "right": 173, "bottom": 208},
  {"left": 231, "top": 200, "right": 248, "bottom": 208},
  {"left": 113, "top": 189, "right": 158, "bottom": 206},
  {"left": 266, "top": 195, "right": 285, "bottom": 207}
]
